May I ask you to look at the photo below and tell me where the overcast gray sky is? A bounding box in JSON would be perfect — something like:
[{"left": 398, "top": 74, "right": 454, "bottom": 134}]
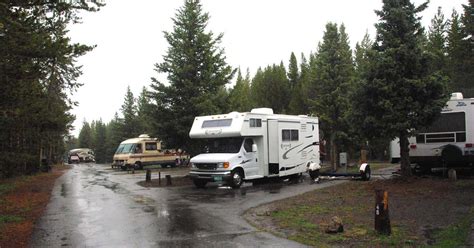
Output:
[{"left": 68, "top": 0, "right": 467, "bottom": 137}]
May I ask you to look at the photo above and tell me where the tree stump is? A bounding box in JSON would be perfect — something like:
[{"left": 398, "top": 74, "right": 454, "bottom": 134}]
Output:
[
  {"left": 325, "top": 216, "right": 344, "bottom": 233},
  {"left": 375, "top": 189, "right": 391, "bottom": 235}
]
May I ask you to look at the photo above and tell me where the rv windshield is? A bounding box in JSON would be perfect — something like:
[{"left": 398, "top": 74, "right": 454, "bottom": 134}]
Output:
[
  {"left": 115, "top": 143, "right": 135, "bottom": 154},
  {"left": 202, "top": 137, "right": 243, "bottom": 154}
]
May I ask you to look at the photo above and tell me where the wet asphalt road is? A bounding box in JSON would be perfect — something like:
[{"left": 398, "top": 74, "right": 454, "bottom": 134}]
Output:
[{"left": 31, "top": 163, "right": 387, "bottom": 247}]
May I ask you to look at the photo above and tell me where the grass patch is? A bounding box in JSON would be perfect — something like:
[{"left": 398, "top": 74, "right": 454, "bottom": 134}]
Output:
[
  {"left": 431, "top": 213, "right": 473, "bottom": 248},
  {"left": 0, "top": 184, "right": 15, "bottom": 195},
  {"left": 0, "top": 215, "right": 24, "bottom": 224}
]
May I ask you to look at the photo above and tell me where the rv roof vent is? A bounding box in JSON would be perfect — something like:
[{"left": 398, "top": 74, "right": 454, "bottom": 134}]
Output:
[
  {"left": 251, "top": 108, "right": 274, "bottom": 115},
  {"left": 450, "top": 92, "right": 463, "bottom": 100},
  {"left": 138, "top": 134, "right": 150, "bottom": 138}
]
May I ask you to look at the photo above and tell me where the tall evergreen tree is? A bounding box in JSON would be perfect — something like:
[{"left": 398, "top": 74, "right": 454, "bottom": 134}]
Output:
[
  {"left": 287, "top": 52, "right": 299, "bottom": 89},
  {"left": 0, "top": 1, "right": 101, "bottom": 176},
  {"left": 251, "top": 63, "right": 290, "bottom": 113},
  {"left": 93, "top": 119, "right": 107, "bottom": 163},
  {"left": 149, "top": 0, "right": 234, "bottom": 154},
  {"left": 354, "top": 32, "right": 373, "bottom": 79},
  {"left": 136, "top": 86, "right": 152, "bottom": 134},
  {"left": 352, "top": 0, "right": 448, "bottom": 177},
  {"left": 105, "top": 113, "right": 125, "bottom": 162},
  {"left": 120, "top": 86, "right": 138, "bottom": 139},
  {"left": 447, "top": 10, "right": 472, "bottom": 96},
  {"left": 460, "top": 1, "right": 474, "bottom": 97},
  {"left": 287, "top": 52, "right": 304, "bottom": 114},
  {"left": 427, "top": 7, "right": 448, "bottom": 76},
  {"left": 308, "top": 23, "right": 354, "bottom": 170},
  {"left": 78, "top": 121, "right": 93, "bottom": 148},
  {"left": 228, "top": 68, "right": 252, "bottom": 112}
]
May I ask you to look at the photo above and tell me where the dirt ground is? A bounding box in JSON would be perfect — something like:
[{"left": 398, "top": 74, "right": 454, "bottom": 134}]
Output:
[
  {"left": 245, "top": 174, "right": 474, "bottom": 247},
  {"left": 0, "top": 165, "right": 69, "bottom": 248}
]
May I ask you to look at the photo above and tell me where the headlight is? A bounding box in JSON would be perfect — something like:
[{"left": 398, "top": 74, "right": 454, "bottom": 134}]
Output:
[
  {"left": 190, "top": 162, "right": 195, "bottom": 168},
  {"left": 217, "top": 162, "right": 229, "bottom": 168}
]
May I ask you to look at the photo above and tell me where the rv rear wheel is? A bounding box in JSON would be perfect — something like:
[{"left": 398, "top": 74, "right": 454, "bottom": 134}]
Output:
[
  {"left": 134, "top": 162, "right": 143, "bottom": 170},
  {"left": 193, "top": 179, "right": 207, "bottom": 188},
  {"left": 229, "top": 169, "right": 243, "bottom": 189}
]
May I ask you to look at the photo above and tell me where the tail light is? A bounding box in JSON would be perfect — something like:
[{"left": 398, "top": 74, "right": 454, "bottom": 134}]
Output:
[
  {"left": 466, "top": 143, "right": 473, "bottom": 148},
  {"left": 410, "top": 144, "right": 417, "bottom": 149}
]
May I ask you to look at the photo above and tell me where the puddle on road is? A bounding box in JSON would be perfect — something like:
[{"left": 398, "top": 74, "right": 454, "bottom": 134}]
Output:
[{"left": 61, "top": 183, "right": 68, "bottom": 197}]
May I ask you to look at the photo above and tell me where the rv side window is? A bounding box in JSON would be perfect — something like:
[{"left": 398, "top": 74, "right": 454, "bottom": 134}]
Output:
[
  {"left": 244, "top": 138, "right": 254, "bottom": 152},
  {"left": 145, "top": 142, "right": 157, "bottom": 151},
  {"left": 282, "top": 129, "right": 299, "bottom": 141},
  {"left": 418, "top": 112, "right": 466, "bottom": 143},
  {"left": 202, "top": 119, "right": 232, "bottom": 128},
  {"left": 291, "top": 130, "right": 299, "bottom": 141},
  {"left": 250, "top": 118, "right": 262, "bottom": 127},
  {"left": 282, "top": 130, "right": 291, "bottom": 141}
]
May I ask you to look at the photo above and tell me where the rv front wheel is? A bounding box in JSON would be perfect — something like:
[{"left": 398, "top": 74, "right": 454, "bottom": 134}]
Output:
[
  {"left": 193, "top": 179, "right": 207, "bottom": 188},
  {"left": 229, "top": 169, "right": 243, "bottom": 189}
]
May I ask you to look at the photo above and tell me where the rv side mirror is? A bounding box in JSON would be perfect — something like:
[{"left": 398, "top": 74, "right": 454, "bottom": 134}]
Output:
[{"left": 252, "top": 144, "right": 258, "bottom": 153}]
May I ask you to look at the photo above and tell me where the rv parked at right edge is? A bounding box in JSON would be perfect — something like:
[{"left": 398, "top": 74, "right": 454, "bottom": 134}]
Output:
[{"left": 390, "top": 92, "right": 474, "bottom": 171}]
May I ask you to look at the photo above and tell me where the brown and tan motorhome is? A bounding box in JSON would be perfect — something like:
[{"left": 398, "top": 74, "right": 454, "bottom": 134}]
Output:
[{"left": 112, "top": 134, "right": 189, "bottom": 170}]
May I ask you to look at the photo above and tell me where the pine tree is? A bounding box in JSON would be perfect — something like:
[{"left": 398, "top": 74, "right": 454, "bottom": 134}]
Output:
[
  {"left": 427, "top": 7, "right": 448, "bottom": 76},
  {"left": 352, "top": 0, "right": 448, "bottom": 177},
  {"left": 460, "top": 2, "right": 474, "bottom": 97},
  {"left": 307, "top": 23, "right": 354, "bottom": 170},
  {"left": 120, "top": 86, "right": 138, "bottom": 139},
  {"left": 251, "top": 63, "right": 290, "bottom": 113},
  {"left": 354, "top": 32, "right": 373, "bottom": 79},
  {"left": 0, "top": 1, "right": 101, "bottom": 176},
  {"left": 287, "top": 52, "right": 299, "bottom": 90},
  {"left": 446, "top": 9, "right": 474, "bottom": 96},
  {"left": 228, "top": 68, "right": 252, "bottom": 112},
  {"left": 78, "top": 121, "right": 93, "bottom": 148},
  {"left": 287, "top": 52, "right": 304, "bottom": 114},
  {"left": 105, "top": 113, "right": 125, "bottom": 162},
  {"left": 93, "top": 120, "right": 107, "bottom": 163},
  {"left": 136, "top": 86, "right": 152, "bottom": 134},
  {"left": 149, "top": 0, "right": 234, "bottom": 154}
]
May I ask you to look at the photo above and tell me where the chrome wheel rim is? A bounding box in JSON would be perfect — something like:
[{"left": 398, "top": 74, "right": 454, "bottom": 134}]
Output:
[{"left": 233, "top": 172, "right": 242, "bottom": 185}]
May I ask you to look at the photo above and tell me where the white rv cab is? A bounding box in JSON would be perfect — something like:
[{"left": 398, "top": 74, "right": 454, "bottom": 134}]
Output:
[
  {"left": 390, "top": 92, "right": 474, "bottom": 170},
  {"left": 188, "top": 108, "right": 320, "bottom": 188}
]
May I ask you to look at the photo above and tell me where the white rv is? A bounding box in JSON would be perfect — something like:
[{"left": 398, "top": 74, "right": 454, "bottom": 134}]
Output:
[
  {"left": 188, "top": 108, "right": 320, "bottom": 188},
  {"left": 390, "top": 92, "right": 474, "bottom": 170}
]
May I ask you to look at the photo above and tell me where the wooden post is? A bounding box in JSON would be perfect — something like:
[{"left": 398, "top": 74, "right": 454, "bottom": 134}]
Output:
[
  {"left": 375, "top": 190, "right": 391, "bottom": 235},
  {"left": 166, "top": 175, "right": 172, "bottom": 186},
  {"left": 146, "top": 169, "right": 151, "bottom": 182},
  {"left": 158, "top": 171, "right": 161, "bottom": 185}
]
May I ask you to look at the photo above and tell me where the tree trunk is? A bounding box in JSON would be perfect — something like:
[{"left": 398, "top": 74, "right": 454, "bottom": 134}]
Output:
[{"left": 399, "top": 132, "right": 412, "bottom": 177}]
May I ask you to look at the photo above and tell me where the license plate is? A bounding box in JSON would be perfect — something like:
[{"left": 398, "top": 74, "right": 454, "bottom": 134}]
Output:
[{"left": 213, "top": 176, "right": 223, "bottom": 181}]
